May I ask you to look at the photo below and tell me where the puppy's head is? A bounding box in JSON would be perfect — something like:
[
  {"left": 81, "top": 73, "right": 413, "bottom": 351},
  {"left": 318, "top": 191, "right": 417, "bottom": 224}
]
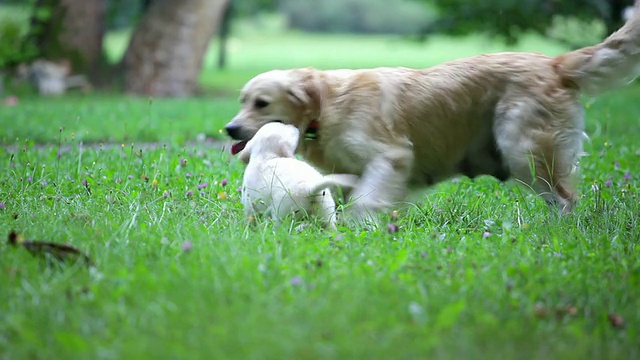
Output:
[
  {"left": 238, "top": 122, "right": 301, "bottom": 164},
  {"left": 226, "top": 68, "right": 323, "bottom": 155}
]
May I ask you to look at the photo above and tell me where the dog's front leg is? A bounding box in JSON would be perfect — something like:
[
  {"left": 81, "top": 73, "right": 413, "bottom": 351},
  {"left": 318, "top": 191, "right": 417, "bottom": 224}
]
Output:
[{"left": 346, "top": 144, "right": 413, "bottom": 225}]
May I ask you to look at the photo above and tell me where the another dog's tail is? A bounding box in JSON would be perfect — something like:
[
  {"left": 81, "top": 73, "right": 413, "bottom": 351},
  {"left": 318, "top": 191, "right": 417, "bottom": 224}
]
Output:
[
  {"left": 310, "top": 174, "right": 360, "bottom": 195},
  {"left": 554, "top": 1, "right": 640, "bottom": 96}
]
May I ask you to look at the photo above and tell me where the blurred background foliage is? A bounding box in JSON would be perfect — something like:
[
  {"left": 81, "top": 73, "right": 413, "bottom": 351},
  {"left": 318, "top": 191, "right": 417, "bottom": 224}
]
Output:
[
  {"left": 279, "top": 0, "right": 436, "bottom": 35},
  {"left": 0, "top": 0, "right": 635, "bottom": 97}
]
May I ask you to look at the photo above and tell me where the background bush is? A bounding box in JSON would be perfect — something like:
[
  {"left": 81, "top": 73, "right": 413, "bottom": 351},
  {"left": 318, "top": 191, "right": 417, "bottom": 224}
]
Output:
[
  {"left": 280, "top": 0, "right": 437, "bottom": 35},
  {"left": 0, "top": 4, "right": 38, "bottom": 68}
]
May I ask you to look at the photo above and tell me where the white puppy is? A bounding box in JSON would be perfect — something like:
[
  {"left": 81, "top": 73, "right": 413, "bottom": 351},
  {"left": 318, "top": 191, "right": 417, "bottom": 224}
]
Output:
[{"left": 237, "top": 122, "right": 359, "bottom": 229}]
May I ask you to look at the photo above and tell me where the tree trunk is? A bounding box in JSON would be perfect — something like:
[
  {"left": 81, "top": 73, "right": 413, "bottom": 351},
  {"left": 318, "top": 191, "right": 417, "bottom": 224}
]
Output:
[
  {"left": 123, "top": 0, "right": 230, "bottom": 97},
  {"left": 29, "top": 0, "right": 106, "bottom": 75},
  {"left": 217, "top": 0, "right": 234, "bottom": 70}
]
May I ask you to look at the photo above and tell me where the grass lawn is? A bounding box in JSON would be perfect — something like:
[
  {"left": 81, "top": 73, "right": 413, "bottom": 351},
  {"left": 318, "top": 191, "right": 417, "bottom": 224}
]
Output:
[{"left": 2, "top": 19, "right": 640, "bottom": 359}]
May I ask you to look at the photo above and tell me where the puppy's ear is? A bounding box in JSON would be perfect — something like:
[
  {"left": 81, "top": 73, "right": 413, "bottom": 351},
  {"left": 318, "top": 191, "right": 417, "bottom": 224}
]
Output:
[
  {"left": 238, "top": 142, "right": 252, "bottom": 164},
  {"left": 238, "top": 150, "right": 250, "bottom": 164},
  {"left": 275, "top": 140, "right": 295, "bottom": 159}
]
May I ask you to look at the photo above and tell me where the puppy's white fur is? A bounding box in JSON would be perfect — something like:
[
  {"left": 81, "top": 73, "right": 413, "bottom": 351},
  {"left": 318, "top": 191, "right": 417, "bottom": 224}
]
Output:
[{"left": 239, "top": 122, "right": 359, "bottom": 229}]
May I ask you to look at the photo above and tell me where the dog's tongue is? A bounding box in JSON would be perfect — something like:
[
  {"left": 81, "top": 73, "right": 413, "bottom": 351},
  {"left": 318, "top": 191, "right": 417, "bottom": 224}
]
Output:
[{"left": 231, "top": 140, "right": 249, "bottom": 155}]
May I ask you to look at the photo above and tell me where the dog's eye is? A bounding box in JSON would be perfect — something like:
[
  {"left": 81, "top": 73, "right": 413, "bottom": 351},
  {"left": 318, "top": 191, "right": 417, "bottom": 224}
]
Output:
[{"left": 254, "top": 99, "right": 269, "bottom": 109}]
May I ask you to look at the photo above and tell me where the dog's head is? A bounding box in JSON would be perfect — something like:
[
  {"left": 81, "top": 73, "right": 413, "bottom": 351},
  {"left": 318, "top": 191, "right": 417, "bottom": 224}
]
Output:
[
  {"left": 225, "top": 68, "right": 323, "bottom": 155},
  {"left": 237, "top": 122, "right": 301, "bottom": 164}
]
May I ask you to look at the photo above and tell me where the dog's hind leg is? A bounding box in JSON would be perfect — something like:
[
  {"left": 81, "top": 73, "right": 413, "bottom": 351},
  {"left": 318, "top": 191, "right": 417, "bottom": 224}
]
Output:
[{"left": 495, "top": 104, "right": 584, "bottom": 214}]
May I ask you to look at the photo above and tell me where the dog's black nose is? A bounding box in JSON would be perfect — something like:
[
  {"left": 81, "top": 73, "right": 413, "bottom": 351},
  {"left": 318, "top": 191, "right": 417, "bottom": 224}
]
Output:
[{"left": 225, "top": 124, "right": 243, "bottom": 140}]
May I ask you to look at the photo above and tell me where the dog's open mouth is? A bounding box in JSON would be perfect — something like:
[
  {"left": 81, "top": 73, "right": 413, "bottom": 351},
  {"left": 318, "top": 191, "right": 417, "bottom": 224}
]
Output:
[{"left": 231, "top": 140, "right": 249, "bottom": 155}]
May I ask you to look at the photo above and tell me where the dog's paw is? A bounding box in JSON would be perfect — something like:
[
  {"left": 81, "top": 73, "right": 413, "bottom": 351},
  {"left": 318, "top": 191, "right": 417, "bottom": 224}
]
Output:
[{"left": 341, "top": 204, "right": 381, "bottom": 230}]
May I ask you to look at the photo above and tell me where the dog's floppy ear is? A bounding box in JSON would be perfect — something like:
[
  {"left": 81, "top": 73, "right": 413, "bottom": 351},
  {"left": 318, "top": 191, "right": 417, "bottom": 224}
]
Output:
[
  {"left": 286, "top": 85, "right": 310, "bottom": 106},
  {"left": 286, "top": 69, "right": 323, "bottom": 112}
]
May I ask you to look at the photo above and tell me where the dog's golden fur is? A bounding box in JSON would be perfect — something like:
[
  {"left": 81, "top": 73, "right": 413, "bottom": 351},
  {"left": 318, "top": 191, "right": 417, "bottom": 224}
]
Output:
[{"left": 226, "top": 2, "right": 640, "bottom": 218}]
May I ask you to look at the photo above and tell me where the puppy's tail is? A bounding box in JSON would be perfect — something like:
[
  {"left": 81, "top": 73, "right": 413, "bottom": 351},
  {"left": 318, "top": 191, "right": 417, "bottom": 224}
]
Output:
[
  {"left": 310, "top": 174, "right": 360, "bottom": 195},
  {"left": 554, "top": 1, "right": 640, "bottom": 96}
]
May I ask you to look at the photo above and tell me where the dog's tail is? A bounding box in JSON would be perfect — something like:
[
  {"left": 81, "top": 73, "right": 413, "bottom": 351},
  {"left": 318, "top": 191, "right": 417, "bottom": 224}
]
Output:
[
  {"left": 309, "top": 174, "right": 360, "bottom": 195},
  {"left": 554, "top": 1, "right": 640, "bottom": 96}
]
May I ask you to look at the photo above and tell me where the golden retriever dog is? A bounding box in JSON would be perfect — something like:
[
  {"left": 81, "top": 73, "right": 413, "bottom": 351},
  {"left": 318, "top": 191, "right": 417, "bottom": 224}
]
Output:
[
  {"left": 238, "top": 122, "right": 359, "bottom": 229},
  {"left": 227, "top": 2, "right": 640, "bottom": 220}
]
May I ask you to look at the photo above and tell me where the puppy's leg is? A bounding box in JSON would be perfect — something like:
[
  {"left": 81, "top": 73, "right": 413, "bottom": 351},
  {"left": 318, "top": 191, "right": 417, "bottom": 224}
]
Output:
[
  {"left": 347, "top": 144, "right": 413, "bottom": 224},
  {"left": 269, "top": 207, "right": 283, "bottom": 227},
  {"left": 315, "top": 190, "right": 338, "bottom": 230},
  {"left": 241, "top": 189, "right": 259, "bottom": 221}
]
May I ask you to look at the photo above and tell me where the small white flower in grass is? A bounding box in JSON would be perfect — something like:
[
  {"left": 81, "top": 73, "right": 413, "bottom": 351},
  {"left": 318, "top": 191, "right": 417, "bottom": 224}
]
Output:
[
  {"left": 408, "top": 301, "right": 423, "bottom": 316},
  {"left": 408, "top": 301, "right": 426, "bottom": 325}
]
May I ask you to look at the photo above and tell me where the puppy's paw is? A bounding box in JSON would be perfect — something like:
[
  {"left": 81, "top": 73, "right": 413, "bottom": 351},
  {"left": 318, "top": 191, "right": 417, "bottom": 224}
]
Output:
[
  {"left": 294, "top": 223, "right": 312, "bottom": 232},
  {"left": 324, "top": 221, "right": 338, "bottom": 232}
]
